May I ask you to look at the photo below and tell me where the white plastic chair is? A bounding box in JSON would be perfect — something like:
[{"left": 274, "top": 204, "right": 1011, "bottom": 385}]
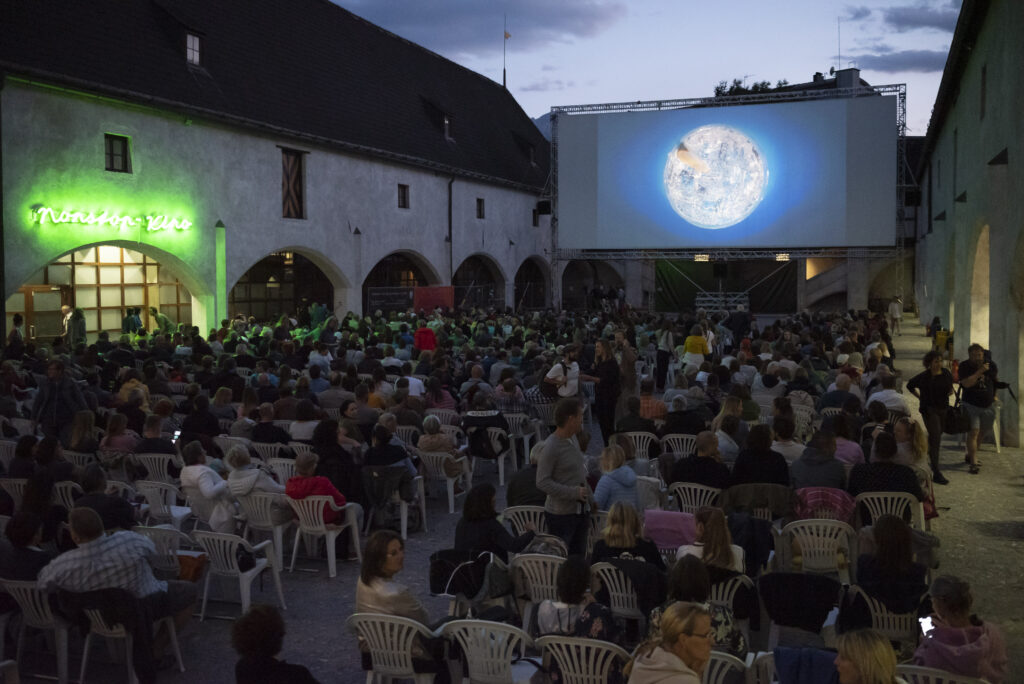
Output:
[
  {"left": 511, "top": 554, "right": 564, "bottom": 636},
  {"left": 820, "top": 407, "right": 842, "bottom": 418},
  {"left": 0, "top": 441, "right": 16, "bottom": 471},
  {"left": 621, "top": 431, "right": 658, "bottom": 459},
  {"left": 702, "top": 651, "right": 747, "bottom": 684},
  {"left": 636, "top": 476, "right": 665, "bottom": 511},
  {"left": 287, "top": 495, "right": 361, "bottom": 578},
  {"left": 287, "top": 441, "right": 314, "bottom": 459},
  {"left": 782, "top": 519, "right": 856, "bottom": 584},
  {"left": 237, "top": 492, "right": 294, "bottom": 570},
  {"left": 346, "top": 613, "right": 439, "bottom": 684},
  {"left": 135, "top": 480, "right": 192, "bottom": 530},
  {"left": 587, "top": 510, "right": 609, "bottom": 559},
  {"left": 322, "top": 407, "right": 341, "bottom": 420},
  {"left": 8, "top": 418, "right": 35, "bottom": 437},
  {"left": 466, "top": 427, "right": 516, "bottom": 486},
  {"left": 425, "top": 408, "right": 460, "bottom": 426},
  {"left": 250, "top": 442, "right": 285, "bottom": 461},
  {"left": 63, "top": 450, "right": 97, "bottom": 468},
  {"left": 394, "top": 425, "right": 421, "bottom": 445},
  {"left": 133, "top": 452, "right": 181, "bottom": 485},
  {"left": 0, "top": 579, "right": 70, "bottom": 684},
  {"left": 895, "top": 664, "right": 989, "bottom": 684},
  {"left": 442, "top": 619, "right": 534, "bottom": 684},
  {"left": 709, "top": 574, "right": 755, "bottom": 641},
  {"left": 268, "top": 457, "right": 297, "bottom": 484},
  {"left": 182, "top": 485, "right": 232, "bottom": 533},
  {"left": 591, "top": 562, "right": 645, "bottom": 628},
  {"left": 848, "top": 585, "right": 919, "bottom": 646},
  {"left": 535, "top": 636, "right": 630, "bottom": 684},
  {"left": 505, "top": 412, "right": 535, "bottom": 462},
  {"left": 131, "top": 525, "right": 195, "bottom": 577},
  {"left": 439, "top": 424, "right": 465, "bottom": 446},
  {"left": 747, "top": 651, "right": 777, "bottom": 684},
  {"left": 79, "top": 609, "right": 184, "bottom": 683},
  {"left": 792, "top": 405, "right": 816, "bottom": 441},
  {"left": 217, "top": 418, "right": 234, "bottom": 434},
  {"left": 502, "top": 506, "right": 547, "bottom": 536},
  {"left": 0, "top": 479, "right": 27, "bottom": 511},
  {"left": 668, "top": 482, "right": 721, "bottom": 514},
  {"left": 419, "top": 450, "right": 469, "bottom": 514},
  {"left": 192, "top": 530, "right": 286, "bottom": 620},
  {"left": 52, "top": 480, "right": 82, "bottom": 511},
  {"left": 213, "top": 435, "right": 250, "bottom": 456},
  {"left": 854, "top": 491, "right": 925, "bottom": 531},
  {"left": 660, "top": 433, "right": 697, "bottom": 457}
]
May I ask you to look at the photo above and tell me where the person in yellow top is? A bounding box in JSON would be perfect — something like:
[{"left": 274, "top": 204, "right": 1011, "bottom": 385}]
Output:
[{"left": 681, "top": 325, "right": 710, "bottom": 370}]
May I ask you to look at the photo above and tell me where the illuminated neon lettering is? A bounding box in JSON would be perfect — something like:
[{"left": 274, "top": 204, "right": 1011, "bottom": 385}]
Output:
[{"left": 32, "top": 205, "right": 191, "bottom": 232}]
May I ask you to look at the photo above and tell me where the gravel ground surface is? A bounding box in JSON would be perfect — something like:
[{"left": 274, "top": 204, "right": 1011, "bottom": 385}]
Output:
[{"left": 14, "top": 315, "right": 1021, "bottom": 682}]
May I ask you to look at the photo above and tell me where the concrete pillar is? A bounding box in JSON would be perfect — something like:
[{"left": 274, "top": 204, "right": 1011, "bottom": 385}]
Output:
[
  {"left": 846, "top": 258, "right": 870, "bottom": 310},
  {"left": 796, "top": 259, "right": 808, "bottom": 311}
]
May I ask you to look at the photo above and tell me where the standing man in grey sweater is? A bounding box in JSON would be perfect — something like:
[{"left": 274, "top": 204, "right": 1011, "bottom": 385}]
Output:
[{"left": 536, "top": 397, "right": 593, "bottom": 555}]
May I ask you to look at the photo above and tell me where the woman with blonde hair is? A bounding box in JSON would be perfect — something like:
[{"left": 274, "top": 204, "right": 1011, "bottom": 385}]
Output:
[
  {"left": 99, "top": 412, "right": 140, "bottom": 452},
  {"left": 681, "top": 324, "right": 710, "bottom": 371},
  {"left": 593, "top": 444, "right": 638, "bottom": 512},
  {"left": 627, "top": 601, "right": 712, "bottom": 683},
  {"left": 210, "top": 386, "right": 236, "bottom": 421},
  {"left": 69, "top": 410, "right": 100, "bottom": 453},
  {"left": 892, "top": 416, "right": 928, "bottom": 467},
  {"left": 591, "top": 501, "right": 664, "bottom": 568},
  {"left": 710, "top": 396, "right": 748, "bottom": 449},
  {"left": 834, "top": 628, "right": 907, "bottom": 684},
  {"left": 676, "top": 507, "right": 744, "bottom": 573}
]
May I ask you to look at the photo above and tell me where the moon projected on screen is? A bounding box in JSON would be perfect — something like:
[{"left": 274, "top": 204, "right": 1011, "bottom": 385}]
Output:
[{"left": 663, "top": 124, "right": 768, "bottom": 229}]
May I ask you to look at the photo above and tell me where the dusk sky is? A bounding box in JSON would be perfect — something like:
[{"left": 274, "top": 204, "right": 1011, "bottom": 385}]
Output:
[{"left": 334, "top": 0, "right": 961, "bottom": 135}]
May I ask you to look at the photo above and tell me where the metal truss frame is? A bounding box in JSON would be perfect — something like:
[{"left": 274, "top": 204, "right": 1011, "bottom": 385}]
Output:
[{"left": 549, "top": 84, "right": 908, "bottom": 264}]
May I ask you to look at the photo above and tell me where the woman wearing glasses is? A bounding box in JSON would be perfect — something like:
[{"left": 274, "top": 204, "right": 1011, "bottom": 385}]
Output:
[{"left": 627, "top": 601, "right": 712, "bottom": 683}]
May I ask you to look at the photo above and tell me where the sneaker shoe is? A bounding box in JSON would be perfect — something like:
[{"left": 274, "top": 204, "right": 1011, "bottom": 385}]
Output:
[
  {"left": 969, "top": 464, "right": 980, "bottom": 475},
  {"left": 933, "top": 473, "right": 950, "bottom": 485}
]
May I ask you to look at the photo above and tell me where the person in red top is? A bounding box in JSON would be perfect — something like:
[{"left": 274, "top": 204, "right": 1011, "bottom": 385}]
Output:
[
  {"left": 413, "top": 320, "right": 436, "bottom": 352},
  {"left": 285, "top": 452, "right": 360, "bottom": 525}
]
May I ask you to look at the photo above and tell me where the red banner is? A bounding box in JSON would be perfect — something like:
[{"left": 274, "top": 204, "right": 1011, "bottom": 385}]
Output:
[{"left": 413, "top": 286, "right": 454, "bottom": 312}]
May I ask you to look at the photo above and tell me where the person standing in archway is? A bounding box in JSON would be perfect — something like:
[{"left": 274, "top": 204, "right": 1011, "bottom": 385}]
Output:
[{"left": 887, "top": 296, "right": 903, "bottom": 336}]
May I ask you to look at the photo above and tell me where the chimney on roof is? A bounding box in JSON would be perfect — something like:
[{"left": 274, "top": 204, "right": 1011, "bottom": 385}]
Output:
[
  {"left": 813, "top": 72, "right": 825, "bottom": 83},
  {"left": 836, "top": 67, "right": 860, "bottom": 89}
]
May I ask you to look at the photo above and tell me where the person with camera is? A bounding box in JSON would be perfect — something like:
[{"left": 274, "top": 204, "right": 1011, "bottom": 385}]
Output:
[
  {"left": 958, "top": 344, "right": 1007, "bottom": 474},
  {"left": 906, "top": 351, "right": 953, "bottom": 485}
]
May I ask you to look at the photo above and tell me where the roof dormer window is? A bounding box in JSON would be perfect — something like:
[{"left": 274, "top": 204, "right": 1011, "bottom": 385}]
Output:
[
  {"left": 186, "top": 33, "right": 202, "bottom": 66},
  {"left": 443, "top": 114, "right": 454, "bottom": 141}
]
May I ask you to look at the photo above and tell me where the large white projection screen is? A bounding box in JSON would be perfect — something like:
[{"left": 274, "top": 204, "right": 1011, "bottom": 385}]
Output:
[{"left": 556, "top": 96, "right": 897, "bottom": 249}]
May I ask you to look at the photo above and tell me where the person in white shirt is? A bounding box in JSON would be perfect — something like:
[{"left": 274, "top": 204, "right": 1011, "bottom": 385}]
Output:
[
  {"left": 544, "top": 345, "right": 582, "bottom": 398},
  {"left": 770, "top": 415, "right": 805, "bottom": 465},
  {"left": 887, "top": 296, "right": 903, "bottom": 335},
  {"left": 865, "top": 373, "right": 909, "bottom": 414},
  {"left": 401, "top": 362, "right": 424, "bottom": 397},
  {"left": 676, "top": 506, "right": 745, "bottom": 573}
]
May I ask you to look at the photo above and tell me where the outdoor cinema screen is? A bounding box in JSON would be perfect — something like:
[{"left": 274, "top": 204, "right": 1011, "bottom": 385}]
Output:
[{"left": 556, "top": 95, "right": 897, "bottom": 249}]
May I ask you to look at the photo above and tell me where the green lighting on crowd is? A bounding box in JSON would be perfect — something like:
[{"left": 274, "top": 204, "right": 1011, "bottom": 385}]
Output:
[{"left": 32, "top": 205, "right": 192, "bottom": 232}]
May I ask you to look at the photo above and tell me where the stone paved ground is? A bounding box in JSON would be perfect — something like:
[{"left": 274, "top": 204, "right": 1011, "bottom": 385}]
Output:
[{"left": 16, "top": 316, "right": 1023, "bottom": 682}]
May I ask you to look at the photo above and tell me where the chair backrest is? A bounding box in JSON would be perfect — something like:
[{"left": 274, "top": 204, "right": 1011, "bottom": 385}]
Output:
[
  {"left": 9, "top": 418, "right": 35, "bottom": 437},
  {"left": 709, "top": 574, "right": 755, "bottom": 612},
  {"left": 848, "top": 585, "right": 919, "bottom": 644},
  {"left": 394, "top": 425, "right": 421, "bottom": 445},
  {"left": 136, "top": 480, "right": 183, "bottom": 522},
  {"left": 668, "top": 482, "right": 721, "bottom": 514},
  {"left": 591, "top": 562, "right": 643, "bottom": 620},
  {"left": 268, "top": 458, "right": 297, "bottom": 484},
  {"left": 346, "top": 613, "right": 434, "bottom": 678},
  {"left": 323, "top": 407, "right": 341, "bottom": 420},
  {"left": 0, "top": 579, "right": 57, "bottom": 628},
  {"left": 106, "top": 480, "right": 137, "bottom": 502},
  {"left": 792, "top": 405, "right": 816, "bottom": 440},
  {"left": 636, "top": 476, "right": 664, "bottom": 511},
  {"left": 533, "top": 402, "right": 557, "bottom": 427},
  {"left": 895, "top": 664, "right": 988, "bottom": 684},
  {"left": 747, "top": 652, "right": 777, "bottom": 684},
  {"left": 511, "top": 554, "right": 564, "bottom": 603},
  {"left": 660, "top": 433, "right": 697, "bottom": 457},
  {"left": 782, "top": 519, "right": 855, "bottom": 573},
  {"left": 505, "top": 413, "right": 531, "bottom": 436},
  {"left": 703, "top": 651, "right": 748, "bottom": 684},
  {"left": 193, "top": 530, "right": 249, "bottom": 575},
  {"left": 217, "top": 418, "right": 234, "bottom": 434},
  {"left": 794, "top": 486, "right": 855, "bottom": 523},
  {"left": 83, "top": 608, "right": 128, "bottom": 638},
  {"left": 132, "top": 525, "right": 193, "bottom": 575},
  {"left": 0, "top": 478, "right": 28, "bottom": 509},
  {"left": 213, "top": 435, "right": 249, "bottom": 456},
  {"left": 250, "top": 442, "right": 284, "bottom": 461},
  {"left": 439, "top": 424, "right": 465, "bottom": 444},
  {"left": 288, "top": 442, "right": 314, "bottom": 459},
  {"left": 485, "top": 427, "right": 511, "bottom": 455},
  {"left": 419, "top": 451, "right": 455, "bottom": 481},
  {"left": 133, "top": 453, "right": 180, "bottom": 485},
  {"left": 621, "top": 431, "right": 656, "bottom": 457},
  {"left": 237, "top": 492, "right": 287, "bottom": 530},
  {"left": 273, "top": 420, "right": 293, "bottom": 431},
  {"left": 854, "top": 490, "right": 922, "bottom": 530},
  {"left": 425, "top": 408, "right": 460, "bottom": 425},
  {"left": 502, "top": 506, "right": 547, "bottom": 536},
  {"left": 820, "top": 407, "right": 842, "bottom": 418},
  {"left": 0, "top": 440, "right": 17, "bottom": 470},
  {"left": 535, "top": 636, "right": 630, "bottom": 684},
  {"left": 442, "top": 619, "right": 533, "bottom": 684},
  {"left": 287, "top": 495, "right": 336, "bottom": 533},
  {"left": 53, "top": 480, "right": 83, "bottom": 511},
  {"left": 63, "top": 450, "right": 97, "bottom": 468}
]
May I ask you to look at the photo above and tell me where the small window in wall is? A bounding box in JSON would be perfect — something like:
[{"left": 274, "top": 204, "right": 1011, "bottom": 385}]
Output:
[
  {"left": 476, "top": 198, "right": 485, "bottom": 219},
  {"left": 397, "top": 184, "right": 410, "bottom": 209},
  {"left": 186, "top": 33, "right": 202, "bottom": 65},
  {"left": 443, "top": 114, "right": 454, "bottom": 141},
  {"left": 532, "top": 208, "right": 539, "bottom": 227},
  {"left": 104, "top": 134, "right": 132, "bottom": 173},
  {"left": 281, "top": 148, "right": 305, "bottom": 219}
]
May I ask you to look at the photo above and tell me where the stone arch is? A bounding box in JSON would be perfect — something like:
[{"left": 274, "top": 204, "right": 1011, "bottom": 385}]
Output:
[
  {"left": 452, "top": 253, "right": 508, "bottom": 308},
  {"left": 560, "top": 259, "right": 624, "bottom": 310},
  {"left": 228, "top": 246, "right": 352, "bottom": 324},
  {"left": 362, "top": 250, "right": 443, "bottom": 313},
  {"left": 513, "top": 255, "right": 551, "bottom": 310}
]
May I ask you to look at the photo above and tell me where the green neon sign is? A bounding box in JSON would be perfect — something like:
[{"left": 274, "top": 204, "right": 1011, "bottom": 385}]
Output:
[{"left": 31, "top": 205, "right": 192, "bottom": 232}]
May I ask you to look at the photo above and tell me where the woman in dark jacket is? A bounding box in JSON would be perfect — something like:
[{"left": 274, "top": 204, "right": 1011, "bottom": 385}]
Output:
[
  {"left": 311, "top": 419, "right": 364, "bottom": 506},
  {"left": 730, "top": 424, "right": 790, "bottom": 487},
  {"left": 591, "top": 340, "right": 621, "bottom": 447},
  {"left": 454, "top": 482, "right": 534, "bottom": 563}
]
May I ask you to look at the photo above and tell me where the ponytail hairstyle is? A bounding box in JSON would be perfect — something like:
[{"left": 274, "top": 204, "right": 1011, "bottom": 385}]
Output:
[{"left": 695, "top": 507, "right": 734, "bottom": 570}]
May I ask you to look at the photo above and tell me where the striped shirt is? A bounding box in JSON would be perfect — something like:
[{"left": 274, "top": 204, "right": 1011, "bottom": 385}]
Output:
[{"left": 38, "top": 531, "right": 166, "bottom": 598}]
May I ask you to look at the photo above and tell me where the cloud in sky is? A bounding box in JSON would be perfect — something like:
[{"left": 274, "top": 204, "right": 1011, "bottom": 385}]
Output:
[
  {"left": 851, "top": 48, "right": 949, "bottom": 72},
  {"left": 334, "top": 0, "right": 626, "bottom": 57},
  {"left": 521, "top": 78, "right": 576, "bottom": 92},
  {"left": 881, "top": 2, "right": 960, "bottom": 33},
  {"left": 845, "top": 5, "right": 872, "bottom": 20}
]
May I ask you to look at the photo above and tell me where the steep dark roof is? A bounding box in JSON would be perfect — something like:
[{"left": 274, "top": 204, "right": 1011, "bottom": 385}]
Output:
[{"left": 0, "top": 0, "right": 550, "bottom": 191}]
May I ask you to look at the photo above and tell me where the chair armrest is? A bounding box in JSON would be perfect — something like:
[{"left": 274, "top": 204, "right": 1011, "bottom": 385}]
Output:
[{"left": 249, "top": 539, "right": 273, "bottom": 556}]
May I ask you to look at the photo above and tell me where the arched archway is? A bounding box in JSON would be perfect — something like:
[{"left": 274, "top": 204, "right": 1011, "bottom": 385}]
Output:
[
  {"left": 513, "top": 256, "right": 550, "bottom": 310},
  {"left": 968, "top": 225, "right": 990, "bottom": 349},
  {"left": 362, "top": 250, "right": 442, "bottom": 313},
  {"left": 453, "top": 254, "right": 507, "bottom": 309},
  {"left": 4, "top": 240, "right": 208, "bottom": 343},
  {"left": 229, "top": 249, "right": 347, "bottom": 326},
  {"left": 560, "top": 259, "right": 624, "bottom": 310}
]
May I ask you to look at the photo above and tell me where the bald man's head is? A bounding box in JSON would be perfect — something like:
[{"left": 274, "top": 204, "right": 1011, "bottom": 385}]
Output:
[{"left": 835, "top": 374, "right": 852, "bottom": 391}]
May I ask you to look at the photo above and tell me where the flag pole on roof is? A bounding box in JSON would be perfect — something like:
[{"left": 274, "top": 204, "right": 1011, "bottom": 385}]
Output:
[{"left": 503, "top": 15, "right": 510, "bottom": 88}]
